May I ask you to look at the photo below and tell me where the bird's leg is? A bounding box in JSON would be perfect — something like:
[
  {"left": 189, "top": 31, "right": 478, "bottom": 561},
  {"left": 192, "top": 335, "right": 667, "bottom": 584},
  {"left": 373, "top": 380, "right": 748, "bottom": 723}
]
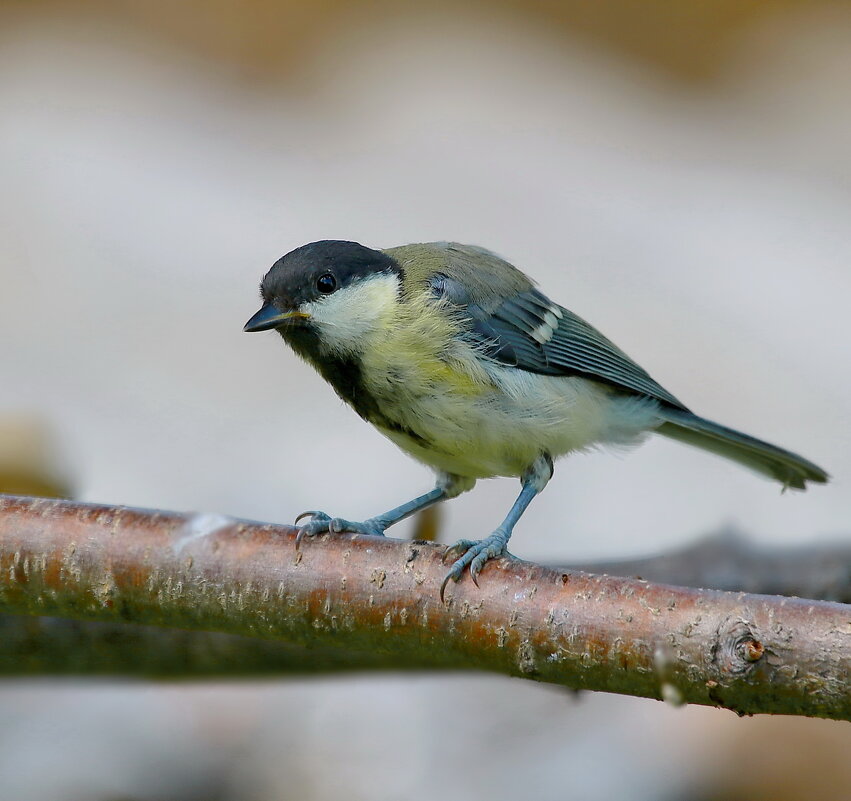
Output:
[
  {"left": 441, "top": 454, "right": 553, "bottom": 600},
  {"left": 295, "top": 488, "right": 445, "bottom": 544},
  {"left": 295, "top": 473, "right": 474, "bottom": 547}
]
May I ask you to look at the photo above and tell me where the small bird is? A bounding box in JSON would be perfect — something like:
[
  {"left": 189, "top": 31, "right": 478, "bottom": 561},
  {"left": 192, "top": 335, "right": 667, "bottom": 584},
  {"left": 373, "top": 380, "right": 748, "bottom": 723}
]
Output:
[{"left": 244, "top": 240, "right": 828, "bottom": 598}]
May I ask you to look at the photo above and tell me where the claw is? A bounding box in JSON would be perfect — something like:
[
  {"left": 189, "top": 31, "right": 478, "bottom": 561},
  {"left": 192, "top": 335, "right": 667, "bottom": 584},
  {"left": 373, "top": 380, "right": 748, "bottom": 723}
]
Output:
[
  {"left": 294, "top": 510, "right": 321, "bottom": 525},
  {"left": 439, "top": 532, "right": 509, "bottom": 600},
  {"left": 441, "top": 539, "right": 473, "bottom": 564},
  {"left": 294, "top": 511, "right": 388, "bottom": 550},
  {"left": 293, "top": 510, "right": 333, "bottom": 549},
  {"left": 439, "top": 571, "right": 457, "bottom": 603},
  {"left": 295, "top": 524, "right": 319, "bottom": 550}
]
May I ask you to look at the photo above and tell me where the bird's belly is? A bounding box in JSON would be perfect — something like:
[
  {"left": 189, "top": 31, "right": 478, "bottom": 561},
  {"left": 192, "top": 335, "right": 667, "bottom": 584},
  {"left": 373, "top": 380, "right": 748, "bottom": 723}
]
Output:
[{"left": 372, "top": 365, "right": 659, "bottom": 478}]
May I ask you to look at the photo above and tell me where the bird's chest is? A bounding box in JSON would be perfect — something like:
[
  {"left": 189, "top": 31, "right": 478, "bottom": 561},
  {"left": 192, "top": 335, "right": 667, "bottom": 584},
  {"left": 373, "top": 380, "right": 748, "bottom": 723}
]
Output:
[
  {"left": 292, "top": 335, "right": 478, "bottom": 450},
  {"left": 361, "top": 351, "right": 487, "bottom": 441}
]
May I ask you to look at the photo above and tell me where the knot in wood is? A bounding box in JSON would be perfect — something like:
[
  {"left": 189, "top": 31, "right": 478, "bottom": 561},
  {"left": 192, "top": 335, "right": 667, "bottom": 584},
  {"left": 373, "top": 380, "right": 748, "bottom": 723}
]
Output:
[
  {"left": 740, "top": 638, "right": 764, "bottom": 663},
  {"left": 712, "top": 617, "right": 765, "bottom": 677}
]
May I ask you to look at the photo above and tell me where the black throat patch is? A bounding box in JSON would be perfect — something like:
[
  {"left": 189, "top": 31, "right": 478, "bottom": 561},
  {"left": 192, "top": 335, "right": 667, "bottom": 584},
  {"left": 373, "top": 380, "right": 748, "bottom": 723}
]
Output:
[{"left": 282, "top": 326, "right": 429, "bottom": 446}]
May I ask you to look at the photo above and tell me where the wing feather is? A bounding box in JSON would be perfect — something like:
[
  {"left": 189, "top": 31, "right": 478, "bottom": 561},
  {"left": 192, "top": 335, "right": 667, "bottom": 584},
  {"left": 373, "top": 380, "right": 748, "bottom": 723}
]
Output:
[{"left": 456, "top": 284, "right": 688, "bottom": 410}]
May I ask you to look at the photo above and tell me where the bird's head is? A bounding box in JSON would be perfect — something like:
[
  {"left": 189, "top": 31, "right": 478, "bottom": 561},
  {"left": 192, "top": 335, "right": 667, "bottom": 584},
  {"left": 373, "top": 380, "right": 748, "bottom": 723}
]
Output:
[{"left": 244, "top": 240, "right": 402, "bottom": 355}]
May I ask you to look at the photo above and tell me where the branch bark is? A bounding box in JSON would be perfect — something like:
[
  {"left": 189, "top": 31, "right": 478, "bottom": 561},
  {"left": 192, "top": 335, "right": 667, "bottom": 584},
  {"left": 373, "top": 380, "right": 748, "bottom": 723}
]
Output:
[{"left": 0, "top": 494, "right": 848, "bottom": 720}]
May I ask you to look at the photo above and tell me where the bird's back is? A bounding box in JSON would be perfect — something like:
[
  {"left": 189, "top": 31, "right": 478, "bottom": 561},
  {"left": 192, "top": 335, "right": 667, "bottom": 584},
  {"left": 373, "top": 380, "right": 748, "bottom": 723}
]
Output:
[{"left": 385, "top": 242, "right": 533, "bottom": 309}]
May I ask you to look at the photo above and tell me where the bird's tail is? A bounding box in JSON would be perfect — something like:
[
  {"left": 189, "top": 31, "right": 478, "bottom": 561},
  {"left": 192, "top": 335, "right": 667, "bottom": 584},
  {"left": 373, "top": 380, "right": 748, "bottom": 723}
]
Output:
[{"left": 656, "top": 408, "right": 829, "bottom": 491}]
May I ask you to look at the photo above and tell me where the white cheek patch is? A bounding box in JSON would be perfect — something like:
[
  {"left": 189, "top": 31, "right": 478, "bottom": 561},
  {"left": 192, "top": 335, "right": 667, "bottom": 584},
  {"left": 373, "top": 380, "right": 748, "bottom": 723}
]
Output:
[{"left": 301, "top": 271, "right": 400, "bottom": 355}]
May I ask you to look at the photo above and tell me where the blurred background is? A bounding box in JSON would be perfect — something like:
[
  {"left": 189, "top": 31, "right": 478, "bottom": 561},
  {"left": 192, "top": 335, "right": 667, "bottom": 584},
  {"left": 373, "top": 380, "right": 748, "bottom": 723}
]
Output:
[{"left": 1, "top": 1, "right": 850, "bottom": 799}]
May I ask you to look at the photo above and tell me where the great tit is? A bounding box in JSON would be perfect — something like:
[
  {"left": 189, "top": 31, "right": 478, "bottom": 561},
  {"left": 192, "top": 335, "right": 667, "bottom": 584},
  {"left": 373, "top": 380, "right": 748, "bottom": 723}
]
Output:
[{"left": 244, "top": 240, "right": 828, "bottom": 598}]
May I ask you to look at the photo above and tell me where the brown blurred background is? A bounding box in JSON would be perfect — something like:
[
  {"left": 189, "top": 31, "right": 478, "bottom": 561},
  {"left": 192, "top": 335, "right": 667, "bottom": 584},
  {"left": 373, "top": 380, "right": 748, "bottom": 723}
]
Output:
[{"left": 1, "top": 1, "right": 850, "bottom": 799}]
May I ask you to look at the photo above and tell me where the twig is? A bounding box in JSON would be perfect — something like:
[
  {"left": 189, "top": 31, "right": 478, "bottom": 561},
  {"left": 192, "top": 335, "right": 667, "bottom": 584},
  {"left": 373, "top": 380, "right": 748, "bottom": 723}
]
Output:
[{"left": 0, "top": 494, "right": 848, "bottom": 720}]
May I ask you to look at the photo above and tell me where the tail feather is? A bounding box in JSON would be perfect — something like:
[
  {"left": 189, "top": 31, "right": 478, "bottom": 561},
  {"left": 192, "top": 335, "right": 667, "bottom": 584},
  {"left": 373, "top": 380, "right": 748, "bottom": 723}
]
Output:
[{"left": 656, "top": 409, "right": 829, "bottom": 491}]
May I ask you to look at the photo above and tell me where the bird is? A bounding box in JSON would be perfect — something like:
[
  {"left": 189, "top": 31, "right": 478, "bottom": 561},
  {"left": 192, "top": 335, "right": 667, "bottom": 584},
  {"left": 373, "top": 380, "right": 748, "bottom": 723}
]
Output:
[{"left": 244, "top": 240, "right": 829, "bottom": 599}]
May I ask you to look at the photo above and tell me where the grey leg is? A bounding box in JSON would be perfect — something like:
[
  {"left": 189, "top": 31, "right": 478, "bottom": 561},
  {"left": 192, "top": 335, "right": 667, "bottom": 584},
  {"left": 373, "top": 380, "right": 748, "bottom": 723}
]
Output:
[
  {"left": 441, "top": 454, "right": 553, "bottom": 600},
  {"left": 295, "top": 472, "right": 474, "bottom": 546}
]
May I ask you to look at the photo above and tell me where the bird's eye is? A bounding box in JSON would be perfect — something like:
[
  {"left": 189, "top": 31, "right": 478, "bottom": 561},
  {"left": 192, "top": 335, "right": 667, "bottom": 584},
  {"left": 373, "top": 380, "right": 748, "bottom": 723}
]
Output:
[{"left": 316, "top": 273, "right": 337, "bottom": 294}]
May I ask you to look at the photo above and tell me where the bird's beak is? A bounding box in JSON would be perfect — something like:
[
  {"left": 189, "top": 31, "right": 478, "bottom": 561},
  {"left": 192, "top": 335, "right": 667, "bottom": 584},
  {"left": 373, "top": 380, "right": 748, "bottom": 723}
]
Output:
[{"left": 243, "top": 304, "right": 310, "bottom": 332}]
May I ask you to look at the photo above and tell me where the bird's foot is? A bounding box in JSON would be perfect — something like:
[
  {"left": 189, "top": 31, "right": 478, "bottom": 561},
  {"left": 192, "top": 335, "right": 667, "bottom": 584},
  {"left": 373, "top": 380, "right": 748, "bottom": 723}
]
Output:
[
  {"left": 294, "top": 510, "right": 387, "bottom": 548},
  {"left": 440, "top": 530, "right": 510, "bottom": 601}
]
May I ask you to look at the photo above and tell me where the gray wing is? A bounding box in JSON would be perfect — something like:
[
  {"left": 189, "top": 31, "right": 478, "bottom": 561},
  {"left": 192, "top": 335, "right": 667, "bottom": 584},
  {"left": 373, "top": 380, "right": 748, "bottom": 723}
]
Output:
[{"left": 433, "top": 275, "right": 688, "bottom": 411}]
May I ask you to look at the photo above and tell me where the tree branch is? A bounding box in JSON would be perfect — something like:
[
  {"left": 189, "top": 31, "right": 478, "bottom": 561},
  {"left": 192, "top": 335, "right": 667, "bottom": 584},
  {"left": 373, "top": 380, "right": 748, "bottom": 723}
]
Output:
[
  {"left": 3, "top": 531, "right": 847, "bottom": 679},
  {"left": 567, "top": 530, "right": 851, "bottom": 603},
  {"left": 0, "top": 494, "right": 848, "bottom": 720}
]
